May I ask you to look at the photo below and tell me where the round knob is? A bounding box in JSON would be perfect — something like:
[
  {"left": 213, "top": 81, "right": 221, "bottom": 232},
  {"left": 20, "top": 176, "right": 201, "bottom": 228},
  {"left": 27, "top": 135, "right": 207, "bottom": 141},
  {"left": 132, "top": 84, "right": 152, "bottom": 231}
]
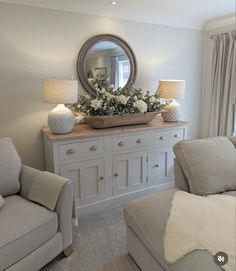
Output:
[
  {"left": 136, "top": 139, "right": 143, "bottom": 144},
  {"left": 174, "top": 134, "right": 180, "bottom": 138},
  {"left": 118, "top": 141, "right": 125, "bottom": 147},
  {"left": 99, "top": 177, "right": 104, "bottom": 181},
  {"left": 89, "top": 146, "right": 97, "bottom": 151},
  {"left": 159, "top": 136, "right": 166, "bottom": 140},
  {"left": 114, "top": 173, "right": 118, "bottom": 177},
  {"left": 66, "top": 149, "right": 75, "bottom": 155},
  {"left": 153, "top": 164, "right": 159, "bottom": 168}
]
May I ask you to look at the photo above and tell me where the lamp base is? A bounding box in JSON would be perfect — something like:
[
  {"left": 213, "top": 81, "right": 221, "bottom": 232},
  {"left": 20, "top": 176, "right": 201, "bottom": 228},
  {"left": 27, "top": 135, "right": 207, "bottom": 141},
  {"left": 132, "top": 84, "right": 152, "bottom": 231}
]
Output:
[
  {"left": 161, "top": 100, "right": 181, "bottom": 122},
  {"left": 48, "top": 104, "right": 74, "bottom": 134}
]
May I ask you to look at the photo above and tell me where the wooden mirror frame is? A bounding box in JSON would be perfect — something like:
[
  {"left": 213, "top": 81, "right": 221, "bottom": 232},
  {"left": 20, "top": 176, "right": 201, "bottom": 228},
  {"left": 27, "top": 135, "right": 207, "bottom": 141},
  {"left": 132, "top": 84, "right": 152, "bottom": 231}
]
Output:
[{"left": 77, "top": 34, "right": 137, "bottom": 96}]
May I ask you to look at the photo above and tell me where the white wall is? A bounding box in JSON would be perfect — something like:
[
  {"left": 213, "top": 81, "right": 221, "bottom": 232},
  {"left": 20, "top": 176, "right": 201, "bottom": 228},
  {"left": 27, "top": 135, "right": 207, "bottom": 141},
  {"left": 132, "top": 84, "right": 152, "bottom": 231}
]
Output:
[{"left": 0, "top": 3, "right": 203, "bottom": 169}]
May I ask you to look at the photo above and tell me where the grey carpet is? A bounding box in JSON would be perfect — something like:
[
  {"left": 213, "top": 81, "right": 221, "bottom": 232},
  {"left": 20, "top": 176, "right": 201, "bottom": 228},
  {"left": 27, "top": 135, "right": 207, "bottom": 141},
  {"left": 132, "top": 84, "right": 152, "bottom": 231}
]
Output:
[{"left": 42, "top": 207, "right": 140, "bottom": 271}]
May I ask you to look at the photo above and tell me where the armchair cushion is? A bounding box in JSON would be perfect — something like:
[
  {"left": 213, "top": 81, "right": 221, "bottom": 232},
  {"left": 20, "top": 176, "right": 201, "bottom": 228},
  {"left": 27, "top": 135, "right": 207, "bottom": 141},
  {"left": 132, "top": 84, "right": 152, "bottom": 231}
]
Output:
[
  {"left": 0, "top": 137, "right": 21, "bottom": 196},
  {"left": 0, "top": 195, "right": 58, "bottom": 271},
  {"left": 0, "top": 195, "right": 5, "bottom": 209},
  {"left": 173, "top": 137, "right": 236, "bottom": 195}
]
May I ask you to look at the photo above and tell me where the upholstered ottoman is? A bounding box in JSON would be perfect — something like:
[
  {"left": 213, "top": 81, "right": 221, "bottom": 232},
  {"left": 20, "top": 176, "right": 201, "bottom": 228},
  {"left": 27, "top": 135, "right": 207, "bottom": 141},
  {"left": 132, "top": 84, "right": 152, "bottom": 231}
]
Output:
[{"left": 124, "top": 189, "right": 223, "bottom": 271}]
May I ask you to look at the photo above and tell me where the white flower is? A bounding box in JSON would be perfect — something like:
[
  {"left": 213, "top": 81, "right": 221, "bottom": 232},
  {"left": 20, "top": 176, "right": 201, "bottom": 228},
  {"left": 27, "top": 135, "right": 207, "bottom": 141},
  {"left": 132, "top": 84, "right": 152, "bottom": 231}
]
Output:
[
  {"left": 88, "top": 78, "right": 94, "bottom": 83},
  {"left": 141, "top": 90, "right": 146, "bottom": 95},
  {"left": 100, "top": 88, "right": 106, "bottom": 94},
  {"left": 133, "top": 96, "right": 137, "bottom": 101},
  {"left": 149, "top": 96, "right": 156, "bottom": 104},
  {"left": 108, "top": 84, "right": 115, "bottom": 92},
  {"left": 93, "top": 83, "right": 98, "bottom": 88},
  {"left": 105, "top": 92, "right": 114, "bottom": 100},
  {"left": 91, "top": 99, "right": 103, "bottom": 110},
  {"left": 118, "top": 95, "right": 129, "bottom": 105},
  {"left": 133, "top": 100, "right": 147, "bottom": 113}
]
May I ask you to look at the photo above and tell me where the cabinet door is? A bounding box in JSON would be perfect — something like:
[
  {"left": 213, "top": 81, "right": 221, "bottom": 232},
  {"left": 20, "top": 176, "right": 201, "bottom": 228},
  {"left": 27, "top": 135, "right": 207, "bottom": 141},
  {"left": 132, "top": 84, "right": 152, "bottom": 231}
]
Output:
[
  {"left": 112, "top": 151, "right": 148, "bottom": 195},
  {"left": 60, "top": 158, "right": 105, "bottom": 206},
  {"left": 151, "top": 147, "right": 175, "bottom": 185}
]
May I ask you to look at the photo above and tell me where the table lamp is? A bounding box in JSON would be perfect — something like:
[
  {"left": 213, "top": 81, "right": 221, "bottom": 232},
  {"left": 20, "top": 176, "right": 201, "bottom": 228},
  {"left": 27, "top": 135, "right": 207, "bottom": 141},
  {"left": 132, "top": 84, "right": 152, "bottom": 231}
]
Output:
[
  {"left": 43, "top": 79, "right": 78, "bottom": 134},
  {"left": 158, "top": 80, "right": 185, "bottom": 122}
]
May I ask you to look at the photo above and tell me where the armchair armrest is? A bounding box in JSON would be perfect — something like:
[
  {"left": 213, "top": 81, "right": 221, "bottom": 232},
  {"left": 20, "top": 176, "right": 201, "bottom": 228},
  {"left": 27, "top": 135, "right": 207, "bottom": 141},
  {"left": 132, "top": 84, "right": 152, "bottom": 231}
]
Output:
[
  {"left": 229, "top": 136, "right": 236, "bottom": 148},
  {"left": 20, "top": 165, "right": 74, "bottom": 249},
  {"left": 55, "top": 180, "right": 74, "bottom": 249},
  {"left": 20, "top": 165, "right": 40, "bottom": 198}
]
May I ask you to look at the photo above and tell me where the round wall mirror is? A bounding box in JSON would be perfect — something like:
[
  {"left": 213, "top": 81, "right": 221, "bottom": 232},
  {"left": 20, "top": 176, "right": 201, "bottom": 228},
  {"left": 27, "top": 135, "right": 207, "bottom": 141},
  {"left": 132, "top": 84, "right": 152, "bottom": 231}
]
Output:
[{"left": 77, "top": 34, "right": 137, "bottom": 96}]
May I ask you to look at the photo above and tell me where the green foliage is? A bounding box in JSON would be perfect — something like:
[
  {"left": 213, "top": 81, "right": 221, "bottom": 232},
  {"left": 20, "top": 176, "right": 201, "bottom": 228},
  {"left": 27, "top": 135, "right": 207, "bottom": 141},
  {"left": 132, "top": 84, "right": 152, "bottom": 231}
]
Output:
[{"left": 88, "top": 74, "right": 109, "bottom": 90}]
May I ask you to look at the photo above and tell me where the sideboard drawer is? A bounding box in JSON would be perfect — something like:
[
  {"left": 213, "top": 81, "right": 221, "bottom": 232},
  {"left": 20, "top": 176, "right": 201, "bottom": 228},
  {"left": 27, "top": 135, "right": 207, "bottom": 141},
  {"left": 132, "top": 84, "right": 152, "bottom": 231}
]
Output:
[
  {"left": 58, "top": 139, "right": 104, "bottom": 161},
  {"left": 112, "top": 133, "right": 152, "bottom": 152},
  {"left": 154, "top": 129, "right": 184, "bottom": 147}
]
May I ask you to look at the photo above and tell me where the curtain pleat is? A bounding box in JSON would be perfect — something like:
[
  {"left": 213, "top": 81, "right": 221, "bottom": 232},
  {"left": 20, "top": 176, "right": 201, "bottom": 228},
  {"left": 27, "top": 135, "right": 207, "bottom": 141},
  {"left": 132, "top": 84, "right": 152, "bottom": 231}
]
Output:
[{"left": 208, "top": 32, "right": 236, "bottom": 136}]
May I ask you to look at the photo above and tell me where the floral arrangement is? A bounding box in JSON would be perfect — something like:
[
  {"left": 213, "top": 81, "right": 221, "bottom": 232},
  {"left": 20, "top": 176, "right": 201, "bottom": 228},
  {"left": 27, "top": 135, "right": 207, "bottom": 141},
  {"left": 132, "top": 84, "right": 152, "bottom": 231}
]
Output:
[{"left": 70, "top": 76, "right": 165, "bottom": 117}]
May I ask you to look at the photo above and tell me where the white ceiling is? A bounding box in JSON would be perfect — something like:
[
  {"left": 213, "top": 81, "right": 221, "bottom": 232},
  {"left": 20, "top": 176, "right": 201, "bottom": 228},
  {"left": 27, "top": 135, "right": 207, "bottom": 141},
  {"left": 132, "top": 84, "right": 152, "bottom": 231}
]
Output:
[{"left": 0, "top": 0, "right": 235, "bottom": 29}]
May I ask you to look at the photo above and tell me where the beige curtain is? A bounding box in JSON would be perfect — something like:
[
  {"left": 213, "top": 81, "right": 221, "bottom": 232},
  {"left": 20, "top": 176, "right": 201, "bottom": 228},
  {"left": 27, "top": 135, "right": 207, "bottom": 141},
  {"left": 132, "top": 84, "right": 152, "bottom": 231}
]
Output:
[{"left": 209, "top": 31, "right": 236, "bottom": 136}]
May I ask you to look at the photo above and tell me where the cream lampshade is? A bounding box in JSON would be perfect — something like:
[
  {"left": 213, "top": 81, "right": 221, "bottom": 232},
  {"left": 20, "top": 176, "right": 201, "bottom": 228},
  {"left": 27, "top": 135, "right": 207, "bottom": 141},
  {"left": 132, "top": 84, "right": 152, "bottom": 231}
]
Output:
[
  {"left": 43, "top": 80, "right": 78, "bottom": 134},
  {"left": 158, "top": 80, "right": 185, "bottom": 122}
]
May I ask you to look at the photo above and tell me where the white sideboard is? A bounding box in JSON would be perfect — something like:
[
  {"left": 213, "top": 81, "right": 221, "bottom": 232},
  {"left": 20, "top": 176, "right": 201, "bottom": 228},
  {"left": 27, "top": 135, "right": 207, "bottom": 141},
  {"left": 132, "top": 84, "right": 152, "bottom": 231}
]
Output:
[{"left": 42, "top": 116, "right": 188, "bottom": 216}]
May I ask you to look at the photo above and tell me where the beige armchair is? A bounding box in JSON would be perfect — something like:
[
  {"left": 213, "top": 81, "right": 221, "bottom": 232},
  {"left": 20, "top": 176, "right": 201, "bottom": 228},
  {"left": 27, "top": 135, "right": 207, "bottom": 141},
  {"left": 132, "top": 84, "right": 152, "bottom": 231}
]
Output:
[{"left": 0, "top": 137, "right": 74, "bottom": 271}]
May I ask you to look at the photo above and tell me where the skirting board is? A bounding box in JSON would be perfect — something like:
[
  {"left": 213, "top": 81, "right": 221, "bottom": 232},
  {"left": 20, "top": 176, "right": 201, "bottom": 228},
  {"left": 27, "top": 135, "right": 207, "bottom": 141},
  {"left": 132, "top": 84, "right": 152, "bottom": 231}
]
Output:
[{"left": 76, "top": 182, "right": 174, "bottom": 218}]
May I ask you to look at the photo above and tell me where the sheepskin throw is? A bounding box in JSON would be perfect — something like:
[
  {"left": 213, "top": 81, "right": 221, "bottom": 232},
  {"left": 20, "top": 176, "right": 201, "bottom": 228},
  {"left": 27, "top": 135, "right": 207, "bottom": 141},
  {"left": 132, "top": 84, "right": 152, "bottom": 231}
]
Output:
[{"left": 164, "top": 191, "right": 236, "bottom": 271}]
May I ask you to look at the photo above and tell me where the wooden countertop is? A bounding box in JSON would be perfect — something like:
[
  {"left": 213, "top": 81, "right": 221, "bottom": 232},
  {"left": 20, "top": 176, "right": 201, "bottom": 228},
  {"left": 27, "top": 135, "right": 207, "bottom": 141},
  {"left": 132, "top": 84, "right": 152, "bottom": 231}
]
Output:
[{"left": 42, "top": 115, "right": 188, "bottom": 141}]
